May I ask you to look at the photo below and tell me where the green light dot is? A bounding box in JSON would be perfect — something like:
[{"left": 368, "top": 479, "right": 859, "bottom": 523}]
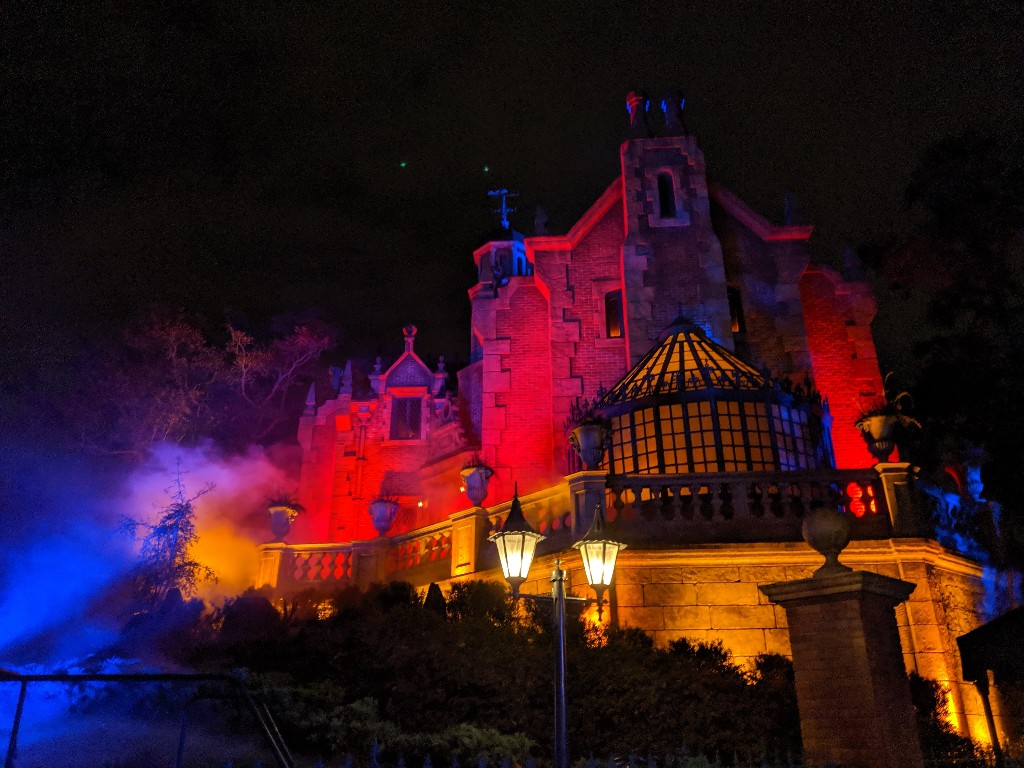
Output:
[
  {"left": 483, "top": 165, "right": 490, "bottom": 173},
  {"left": 399, "top": 161, "right": 407, "bottom": 168}
]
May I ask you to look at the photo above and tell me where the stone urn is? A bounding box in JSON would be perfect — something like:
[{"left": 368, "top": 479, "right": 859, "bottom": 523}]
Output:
[
  {"left": 802, "top": 505, "right": 853, "bottom": 578},
  {"left": 268, "top": 503, "right": 301, "bottom": 543},
  {"left": 460, "top": 464, "right": 494, "bottom": 507},
  {"left": 570, "top": 421, "right": 608, "bottom": 471},
  {"left": 855, "top": 414, "right": 897, "bottom": 462},
  {"left": 368, "top": 498, "right": 400, "bottom": 537}
]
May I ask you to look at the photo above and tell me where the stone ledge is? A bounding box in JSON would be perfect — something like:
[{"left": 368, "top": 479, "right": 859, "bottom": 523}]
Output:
[{"left": 760, "top": 569, "right": 916, "bottom": 606}]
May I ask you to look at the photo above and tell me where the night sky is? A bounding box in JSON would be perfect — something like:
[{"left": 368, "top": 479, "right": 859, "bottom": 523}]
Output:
[{"left": 2, "top": 1, "right": 1022, "bottom": 372}]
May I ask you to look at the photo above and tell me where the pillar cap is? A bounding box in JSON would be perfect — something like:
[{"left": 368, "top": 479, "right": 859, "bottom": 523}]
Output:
[{"left": 759, "top": 569, "right": 915, "bottom": 606}]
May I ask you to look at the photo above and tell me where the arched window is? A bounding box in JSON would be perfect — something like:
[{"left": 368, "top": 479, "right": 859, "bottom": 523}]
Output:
[
  {"left": 657, "top": 173, "right": 676, "bottom": 219},
  {"left": 605, "top": 290, "right": 623, "bottom": 339}
]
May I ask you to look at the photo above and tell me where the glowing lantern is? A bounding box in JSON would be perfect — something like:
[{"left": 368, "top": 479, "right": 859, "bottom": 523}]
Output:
[
  {"left": 488, "top": 487, "right": 544, "bottom": 596},
  {"left": 572, "top": 503, "right": 627, "bottom": 614}
]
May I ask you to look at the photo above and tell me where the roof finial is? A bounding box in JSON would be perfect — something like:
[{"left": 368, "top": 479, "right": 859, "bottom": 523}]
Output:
[
  {"left": 488, "top": 188, "right": 518, "bottom": 230},
  {"left": 402, "top": 324, "right": 417, "bottom": 353}
]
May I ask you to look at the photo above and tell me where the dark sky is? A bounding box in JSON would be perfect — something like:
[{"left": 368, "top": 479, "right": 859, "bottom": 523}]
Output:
[{"left": 2, "top": 0, "right": 1022, "bottom": 369}]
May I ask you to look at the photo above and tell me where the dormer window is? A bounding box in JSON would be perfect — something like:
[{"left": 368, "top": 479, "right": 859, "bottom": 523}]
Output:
[
  {"left": 657, "top": 173, "right": 676, "bottom": 219},
  {"left": 605, "top": 290, "right": 623, "bottom": 339},
  {"left": 390, "top": 397, "right": 422, "bottom": 440}
]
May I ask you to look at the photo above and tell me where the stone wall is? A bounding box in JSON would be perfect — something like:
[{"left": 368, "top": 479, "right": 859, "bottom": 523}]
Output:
[{"left": 505, "top": 541, "right": 1000, "bottom": 745}]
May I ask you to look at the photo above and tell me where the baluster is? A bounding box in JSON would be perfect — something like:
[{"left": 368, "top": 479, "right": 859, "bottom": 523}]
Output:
[
  {"left": 683, "top": 483, "right": 700, "bottom": 520},
  {"left": 641, "top": 484, "right": 658, "bottom": 520},
  {"left": 788, "top": 483, "right": 806, "bottom": 517},
  {"left": 718, "top": 482, "right": 734, "bottom": 520},
  {"left": 769, "top": 483, "right": 785, "bottom": 517},
  {"left": 699, "top": 484, "right": 715, "bottom": 520},
  {"left": 748, "top": 483, "right": 765, "bottom": 518},
  {"left": 668, "top": 485, "right": 681, "bottom": 520},
  {"left": 659, "top": 485, "right": 674, "bottom": 521}
]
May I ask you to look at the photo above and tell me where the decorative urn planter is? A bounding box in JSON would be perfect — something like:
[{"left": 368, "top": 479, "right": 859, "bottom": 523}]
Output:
[
  {"left": 570, "top": 422, "right": 608, "bottom": 471},
  {"left": 368, "top": 498, "right": 400, "bottom": 538},
  {"left": 268, "top": 504, "right": 301, "bottom": 543},
  {"left": 802, "top": 505, "right": 853, "bottom": 577},
  {"left": 460, "top": 464, "right": 494, "bottom": 507},
  {"left": 855, "top": 414, "right": 897, "bottom": 462}
]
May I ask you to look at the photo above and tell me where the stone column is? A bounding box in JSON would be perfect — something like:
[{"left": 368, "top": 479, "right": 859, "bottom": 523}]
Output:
[
  {"left": 256, "top": 543, "right": 289, "bottom": 589},
  {"left": 875, "top": 462, "right": 925, "bottom": 537},
  {"left": 449, "top": 507, "right": 493, "bottom": 577},
  {"left": 566, "top": 470, "right": 607, "bottom": 537},
  {"left": 760, "top": 571, "right": 923, "bottom": 768}
]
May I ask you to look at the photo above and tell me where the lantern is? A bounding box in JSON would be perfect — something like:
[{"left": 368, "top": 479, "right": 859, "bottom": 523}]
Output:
[
  {"left": 488, "top": 487, "right": 544, "bottom": 596},
  {"left": 572, "top": 503, "right": 627, "bottom": 614}
]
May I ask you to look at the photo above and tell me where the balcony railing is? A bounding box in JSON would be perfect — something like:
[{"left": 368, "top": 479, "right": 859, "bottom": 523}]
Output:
[{"left": 605, "top": 468, "right": 891, "bottom": 544}]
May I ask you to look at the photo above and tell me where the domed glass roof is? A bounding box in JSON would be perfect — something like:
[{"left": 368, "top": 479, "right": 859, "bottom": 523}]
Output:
[
  {"left": 601, "top": 319, "right": 765, "bottom": 408},
  {"left": 597, "top": 319, "right": 834, "bottom": 475}
]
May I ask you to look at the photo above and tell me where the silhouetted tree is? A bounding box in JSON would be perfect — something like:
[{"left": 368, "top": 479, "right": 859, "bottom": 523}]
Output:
[{"left": 123, "top": 468, "right": 216, "bottom": 602}]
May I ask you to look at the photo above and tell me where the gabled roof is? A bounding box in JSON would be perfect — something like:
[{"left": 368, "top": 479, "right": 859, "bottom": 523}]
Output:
[
  {"left": 601, "top": 318, "right": 766, "bottom": 408},
  {"left": 708, "top": 183, "right": 814, "bottom": 243}
]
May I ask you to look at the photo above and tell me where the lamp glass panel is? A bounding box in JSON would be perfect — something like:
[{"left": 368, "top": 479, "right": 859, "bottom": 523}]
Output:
[
  {"left": 495, "top": 531, "right": 539, "bottom": 580},
  {"left": 579, "top": 540, "right": 622, "bottom": 588}
]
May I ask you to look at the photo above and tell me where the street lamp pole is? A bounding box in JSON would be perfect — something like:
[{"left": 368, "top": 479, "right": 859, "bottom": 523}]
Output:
[
  {"left": 551, "top": 562, "right": 569, "bottom": 768},
  {"left": 489, "top": 488, "right": 626, "bottom": 768}
]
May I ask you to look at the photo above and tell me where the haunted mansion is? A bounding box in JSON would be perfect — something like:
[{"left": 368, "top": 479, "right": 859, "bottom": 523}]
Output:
[{"left": 257, "top": 93, "right": 1019, "bottom": 747}]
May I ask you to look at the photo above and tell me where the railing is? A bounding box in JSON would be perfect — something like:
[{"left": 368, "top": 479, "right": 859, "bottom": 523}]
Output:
[
  {"left": 605, "top": 468, "right": 890, "bottom": 544},
  {"left": 389, "top": 521, "right": 453, "bottom": 575},
  {"left": 484, "top": 489, "right": 573, "bottom": 539},
  {"left": 291, "top": 545, "right": 356, "bottom": 584}
]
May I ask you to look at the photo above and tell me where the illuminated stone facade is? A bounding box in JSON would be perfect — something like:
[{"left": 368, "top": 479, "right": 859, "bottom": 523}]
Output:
[{"left": 266, "top": 95, "right": 1017, "bottom": 746}]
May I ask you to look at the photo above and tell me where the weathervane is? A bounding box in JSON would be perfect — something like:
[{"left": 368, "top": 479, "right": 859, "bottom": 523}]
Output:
[{"left": 487, "top": 188, "right": 518, "bottom": 230}]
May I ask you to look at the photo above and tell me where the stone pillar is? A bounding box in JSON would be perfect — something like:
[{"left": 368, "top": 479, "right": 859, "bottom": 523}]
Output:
[
  {"left": 353, "top": 541, "right": 390, "bottom": 588},
  {"left": 256, "top": 543, "right": 289, "bottom": 589},
  {"left": 760, "top": 571, "right": 923, "bottom": 768},
  {"left": 450, "top": 507, "right": 492, "bottom": 577},
  {"left": 875, "top": 462, "right": 925, "bottom": 537},
  {"left": 566, "top": 470, "right": 607, "bottom": 537}
]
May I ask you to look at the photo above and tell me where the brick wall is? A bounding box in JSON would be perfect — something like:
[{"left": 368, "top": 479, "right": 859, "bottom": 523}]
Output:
[{"left": 799, "top": 267, "right": 885, "bottom": 468}]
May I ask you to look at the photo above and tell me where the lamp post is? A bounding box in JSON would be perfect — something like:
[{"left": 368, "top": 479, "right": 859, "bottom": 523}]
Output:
[{"left": 489, "top": 489, "right": 626, "bottom": 768}]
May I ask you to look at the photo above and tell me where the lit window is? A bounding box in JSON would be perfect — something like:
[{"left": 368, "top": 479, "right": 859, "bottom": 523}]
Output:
[
  {"left": 605, "top": 290, "right": 623, "bottom": 339},
  {"left": 657, "top": 173, "right": 676, "bottom": 218},
  {"left": 727, "top": 286, "right": 746, "bottom": 334},
  {"left": 390, "top": 397, "right": 422, "bottom": 440}
]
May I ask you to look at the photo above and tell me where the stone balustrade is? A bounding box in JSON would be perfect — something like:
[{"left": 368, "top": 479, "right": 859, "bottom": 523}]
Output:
[
  {"left": 258, "top": 466, "right": 910, "bottom": 592},
  {"left": 604, "top": 468, "right": 892, "bottom": 544},
  {"left": 389, "top": 522, "right": 453, "bottom": 574}
]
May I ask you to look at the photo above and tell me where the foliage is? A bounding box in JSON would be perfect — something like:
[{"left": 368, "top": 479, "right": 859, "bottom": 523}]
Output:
[
  {"left": 564, "top": 396, "right": 609, "bottom": 432},
  {"left": 908, "top": 673, "right": 981, "bottom": 763},
  {"left": 65, "top": 308, "right": 333, "bottom": 459},
  {"left": 862, "top": 130, "right": 1024, "bottom": 565},
  {"left": 461, "top": 452, "right": 494, "bottom": 472},
  {"left": 122, "top": 469, "right": 217, "bottom": 602},
  {"left": 855, "top": 372, "right": 921, "bottom": 428},
  {"left": 179, "top": 581, "right": 804, "bottom": 765}
]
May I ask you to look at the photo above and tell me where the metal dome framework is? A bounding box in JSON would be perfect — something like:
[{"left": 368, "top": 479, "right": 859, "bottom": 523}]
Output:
[{"left": 599, "top": 320, "right": 834, "bottom": 475}]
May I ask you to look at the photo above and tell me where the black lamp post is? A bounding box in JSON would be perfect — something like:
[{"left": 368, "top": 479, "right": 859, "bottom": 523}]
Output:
[{"left": 488, "top": 490, "right": 626, "bottom": 768}]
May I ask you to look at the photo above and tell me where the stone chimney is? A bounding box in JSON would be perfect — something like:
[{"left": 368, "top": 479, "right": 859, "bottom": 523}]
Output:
[
  {"left": 661, "top": 90, "right": 686, "bottom": 136},
  {"left": 626, "top": 91, "right": 649, "bottom": 138}
]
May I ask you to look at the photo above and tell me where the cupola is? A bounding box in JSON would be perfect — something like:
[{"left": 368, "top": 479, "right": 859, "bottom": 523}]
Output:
[{"left": 599, "top": 319, "right": 834, "bottom": 475}]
